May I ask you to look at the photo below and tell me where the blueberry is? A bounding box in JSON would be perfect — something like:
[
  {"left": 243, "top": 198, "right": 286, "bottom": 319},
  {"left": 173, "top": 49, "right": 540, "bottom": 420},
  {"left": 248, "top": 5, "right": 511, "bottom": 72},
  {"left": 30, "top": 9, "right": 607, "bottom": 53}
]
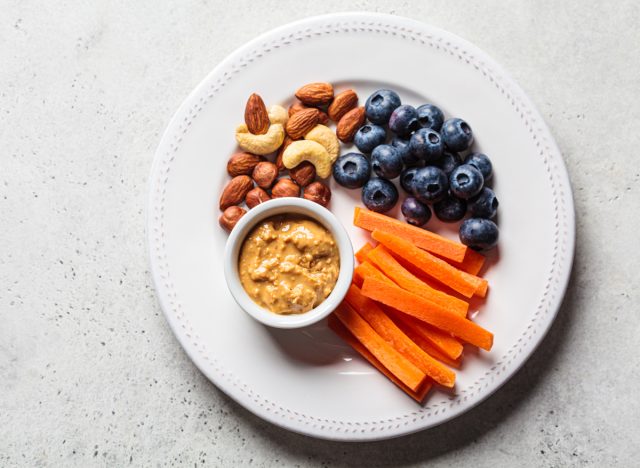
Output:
[
  {"left": 416, "top": 104, "right": 444, "bottom": 131},
  {"left": 361, "top": 178, "right": 399, "bottom": 213},
  {"left": 365, "top": 89, "right": 401, "bottom": 124},
  {"left": 441, "top": 118, "right": 473, "bottom": 152},
  {"left": 401, "top": 197, "right": 431, "bottom": 226},
  {"left": 464, "top": 152, "right": 493, "bottom": 182},
  {"left": 332, "top": 152, "right": 371, "bottom": 189},
  {"left": 412, "top": 166, "right": 449, "bottom": 204},
  {"left": 409, "top": 128, "right": 444, "bottom": 163},
  {"left": 468, "top": 187, "right": 499, "bottom": 219},
  {"left": 371, "top": 145, "right": 403, "bottom": 179},
  {"left": 392, "top": 137, "right": 420, "bottom": 166},
  {"left": 400, "top": 167, "right": 418, "bottom": 194},
  {"left": 354, "top": 124, "right": 386, "bottom": 154},
  {"left": 434, "top": 195, "right": 467, "bottom": 222},
  {"left": 449, "top": 164, "right": 484, "bottom": 199},
  {"left": 459, "top": 218, "right": 499, "bottom": 251},
  {"left": 437, "top": 152, "right": 462, "bottom": 176},
  {"left": 389, "top": 105, "right": 420, "bottom": 137}
]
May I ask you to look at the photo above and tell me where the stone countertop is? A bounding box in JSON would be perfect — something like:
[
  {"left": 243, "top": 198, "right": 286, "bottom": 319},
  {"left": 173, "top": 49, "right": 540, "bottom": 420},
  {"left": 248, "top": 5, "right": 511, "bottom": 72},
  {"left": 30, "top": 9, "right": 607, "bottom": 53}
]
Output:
[{"left": 1, "top": 1, "right": 638, "bottom": 466}]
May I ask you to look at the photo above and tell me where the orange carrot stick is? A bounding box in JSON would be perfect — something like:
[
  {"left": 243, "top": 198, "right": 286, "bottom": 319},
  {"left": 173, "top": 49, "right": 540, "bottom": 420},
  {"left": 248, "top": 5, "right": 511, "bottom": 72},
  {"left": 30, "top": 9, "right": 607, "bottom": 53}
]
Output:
[
  {"left": 366, "top": 245, "right": 469, "bottom": 316},
  {"left": 447, "top": 249, "right": 486, "bottom": 275},
  {"left": 355, "top": 242, "right": 375, "bottom": 263},
  {"left": 372, "top": 230, "right": 488, "bottom": 298},
  {"left": 333, "top": 304, "right": 427, "bottom": 391},
  {"left": 354, "top": 207, "right": 467, "bottom": 262},
  {"left": 345, "top": 285, "right": 455, "bottom": 388},
  {"left": 386, "top": 308, "right": 463, "bottom": 360},
  {"left": 392, "top": 315, "right": 463, "bottom": 368},
  {"left": 353, "top": 261, "right": 395, "bottom": 288},
  {"left": 328, "top": 315, "right": 432, "bottom": 402},
  {"left": 361, "top": 278, "right": 494, "bottom": 351}
]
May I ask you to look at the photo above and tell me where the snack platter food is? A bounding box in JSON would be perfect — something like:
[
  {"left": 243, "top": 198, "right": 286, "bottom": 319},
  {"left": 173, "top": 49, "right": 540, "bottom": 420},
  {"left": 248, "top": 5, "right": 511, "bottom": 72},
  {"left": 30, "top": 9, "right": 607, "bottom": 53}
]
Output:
[{"left": 148, "top": 13, "right": 574, "bottom": 441}]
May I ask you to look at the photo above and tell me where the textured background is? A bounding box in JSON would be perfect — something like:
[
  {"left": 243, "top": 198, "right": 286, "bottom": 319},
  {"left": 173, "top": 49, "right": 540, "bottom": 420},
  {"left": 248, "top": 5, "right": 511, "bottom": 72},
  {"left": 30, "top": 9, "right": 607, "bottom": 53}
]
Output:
[{"left": 1, "top": 1, "right": 639, "bottom": 466}]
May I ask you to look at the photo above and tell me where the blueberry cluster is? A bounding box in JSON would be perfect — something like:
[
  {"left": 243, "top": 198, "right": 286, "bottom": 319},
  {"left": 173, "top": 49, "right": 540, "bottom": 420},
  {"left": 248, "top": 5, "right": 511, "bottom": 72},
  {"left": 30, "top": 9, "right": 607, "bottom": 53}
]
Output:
[{"left": 331, "top": 89, "right": 499, "bottom": 251}]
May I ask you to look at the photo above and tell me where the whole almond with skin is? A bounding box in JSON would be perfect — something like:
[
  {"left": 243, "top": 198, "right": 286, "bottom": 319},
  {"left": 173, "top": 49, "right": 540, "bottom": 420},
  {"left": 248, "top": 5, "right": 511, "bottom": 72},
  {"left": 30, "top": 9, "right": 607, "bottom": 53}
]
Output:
[
  {"left": 289, "top": 161, "right": 316, "bottom": 187},
  {"left": 219, "top": 175, "right": 253, "bottom": 210},
  {"left": 288, "top": 101, "right": 307, "bottom": 117},
  {"left": 336, "top": 106, "right": 366, "bottom": 143},
  {"left": 285, "top": 108, "right": 320, "bottom": 140},
  {"left": 303, "top": 181, "right": 331, "bottom": 207},
  {"left": 276, "top": 136, "right": 294, "bottom": 172},
  {"left": 244, "top": 93, "right": 270, "bottom": 135},
  {"left": 271, "top": 178, "right": 300, "bottom": 198},
  {"left": 245, "top": 187, "right": 271, "bottom": 208},
  {"left": 227, "top": 152, "right": 263, "bottom": 177},
  {"left": 295, "top": 82, "right": 334, "bottom": 106},
  {"left": 328, "top": 89, "right": 358, "bottom": 122},
  {"left": 219, "top": 206, "right": 246, "bottom": 231},
  {"left": 251, "top": 161, "right": 278, "bottom": 189}
]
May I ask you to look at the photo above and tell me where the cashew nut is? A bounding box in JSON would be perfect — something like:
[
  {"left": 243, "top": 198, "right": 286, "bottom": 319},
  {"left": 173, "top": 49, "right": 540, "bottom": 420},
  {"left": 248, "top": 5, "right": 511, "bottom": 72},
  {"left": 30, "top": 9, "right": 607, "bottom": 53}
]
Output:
[
  {"left": 235, "top": 123, "right": 284, "bottom": 155},
  {"left": 268, "top": 105, "right": 288, "bottom": 126},
  {"left": 304, "top": 124, "right": 340, "bottom": 163},
  {"left": 282, "top": 140, "right": 333, "bottom": 178}
]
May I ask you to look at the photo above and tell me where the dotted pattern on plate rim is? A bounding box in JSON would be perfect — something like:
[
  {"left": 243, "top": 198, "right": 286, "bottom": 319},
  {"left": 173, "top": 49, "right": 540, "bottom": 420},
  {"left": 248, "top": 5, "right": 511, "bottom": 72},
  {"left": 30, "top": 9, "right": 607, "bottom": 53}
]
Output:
[{"left": 150, "top": 19, "right": 572, "bottom": 435}]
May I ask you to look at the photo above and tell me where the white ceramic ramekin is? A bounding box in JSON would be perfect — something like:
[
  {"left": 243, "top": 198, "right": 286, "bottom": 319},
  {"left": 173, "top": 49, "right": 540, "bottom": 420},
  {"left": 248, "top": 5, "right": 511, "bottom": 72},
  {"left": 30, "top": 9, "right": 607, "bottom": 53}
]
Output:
[{"left": 224, "top": 198, "right": 354, "bottom": 329}]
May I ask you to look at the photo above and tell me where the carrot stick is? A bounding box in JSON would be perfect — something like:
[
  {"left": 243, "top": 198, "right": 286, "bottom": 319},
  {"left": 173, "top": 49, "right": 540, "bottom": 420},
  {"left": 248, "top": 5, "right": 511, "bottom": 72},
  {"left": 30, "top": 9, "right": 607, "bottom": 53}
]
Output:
[
  {"left": 361, "top": 278, "right": 494, "bottom": 351},
  {"left": 352, "top": 269, "right": 363, "bottom": 288},
  {"left": 386, "top": 308, "right": 463, "bottom": 360},
  {"left": 354, "top": 207, "right": 467, "bottom": 262},
  {"left": 447, "top": 249, "right": 486, "bottom": 275},
  {"left": 353, "top": 261, "right": 395, "bottom": 288},
  {"left": 366, "top": 245, "right": 469, "bottom": 316},
  {"left": 392, "top": 315, "right": 463, "bottom": 368},
  {"left": 333, "top": 304, "right": 427, "bottom": 391},
  {"left": 372, "top": 230, "right": 488, "bottom": 298},
  {"left": 328, "top": 315, "right": 432, "bottom": 402},
  {"left": 355, "top": 242, "right": 375, "bottom": 264},
  {"left": 345, "top": 285, "right": 455, "bottom": 388}
]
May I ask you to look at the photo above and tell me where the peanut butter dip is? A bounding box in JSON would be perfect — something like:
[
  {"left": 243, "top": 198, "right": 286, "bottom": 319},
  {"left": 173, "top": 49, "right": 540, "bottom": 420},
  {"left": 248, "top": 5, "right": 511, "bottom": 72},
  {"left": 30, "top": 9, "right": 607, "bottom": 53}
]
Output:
[{"left": 238, "top": 215, "right": 340, "bottom": 314}]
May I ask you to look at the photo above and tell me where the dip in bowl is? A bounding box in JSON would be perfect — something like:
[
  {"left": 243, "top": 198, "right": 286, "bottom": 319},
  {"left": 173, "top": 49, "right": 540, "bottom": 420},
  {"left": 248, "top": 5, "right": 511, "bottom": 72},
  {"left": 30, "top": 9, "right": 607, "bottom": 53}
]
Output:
[{"left": 224, "top": 198, "right": 354, "bottom": 329}]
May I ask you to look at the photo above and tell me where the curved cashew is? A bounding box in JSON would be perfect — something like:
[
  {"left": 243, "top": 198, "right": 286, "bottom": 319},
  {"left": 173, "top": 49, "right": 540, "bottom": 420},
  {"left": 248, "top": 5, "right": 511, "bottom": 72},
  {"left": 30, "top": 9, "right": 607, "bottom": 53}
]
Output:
[
  {"left": 235, "top": 123, "right": 284, "bottom": 155},
  {"left": 268, "top": 105, "right": 288, "bottom": 126},
  {"left": 282, "top": 140, "right": 332, "bottom": 178},
  {"left": 304, "top": 124, "right": 340, "bottom": 163}
]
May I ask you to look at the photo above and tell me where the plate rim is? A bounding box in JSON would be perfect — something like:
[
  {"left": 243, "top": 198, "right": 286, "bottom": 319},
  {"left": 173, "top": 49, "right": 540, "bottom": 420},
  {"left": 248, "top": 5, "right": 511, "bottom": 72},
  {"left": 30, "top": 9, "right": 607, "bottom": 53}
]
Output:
[{"left": 147, "top": 12, "right": 576, "bottom": 441}]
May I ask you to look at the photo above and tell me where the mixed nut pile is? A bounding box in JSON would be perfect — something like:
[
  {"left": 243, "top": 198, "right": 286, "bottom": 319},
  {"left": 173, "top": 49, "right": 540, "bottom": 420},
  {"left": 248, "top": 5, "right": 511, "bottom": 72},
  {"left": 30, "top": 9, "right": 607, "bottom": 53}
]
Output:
[{"left": 219, "top": 83, "right": 362, "bottom": 231}]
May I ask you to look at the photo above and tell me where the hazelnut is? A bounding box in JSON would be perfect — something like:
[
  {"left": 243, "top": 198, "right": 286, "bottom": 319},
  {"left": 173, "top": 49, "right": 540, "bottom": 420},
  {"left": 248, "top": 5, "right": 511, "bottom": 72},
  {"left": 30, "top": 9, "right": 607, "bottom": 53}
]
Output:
[
  {"left": 245, "top": 187, "right": 271, "bottom": 208},
  {"left": 276, "top": 136, "right": 294, "bottom": 172},
  {"left": 226, "top": 152, "right": 263, "bottom": 177},
  {"left": 303, "top": 181, "right": 331, "bottom": 207},
  {"left": 289, "top": 161, "right": 316, "bottom": 187},
  {"left": 271, "top": 178, "right": 300, "bottom": 198},
  {"left": 317, "top": 110, "right": 329, "bottom": 125},
  {"left": 251, "top": 161, "right": 278, "bottom": 189},
  {"left": 219, "top": 206, "right": 246, "bottom": 231}
]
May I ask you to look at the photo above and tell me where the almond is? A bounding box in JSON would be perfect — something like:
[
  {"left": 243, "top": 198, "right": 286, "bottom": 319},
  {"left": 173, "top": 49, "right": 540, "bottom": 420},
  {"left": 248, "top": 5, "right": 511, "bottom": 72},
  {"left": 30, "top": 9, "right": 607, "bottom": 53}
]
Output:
[
  {"left": 295, "top": 82, "right": 334, "bottom": 106},
  {"left": 227, "top": 152, "right": 263, "bottom": 177},
  {"left": 288, "top": 101, "right": 307, "bottom": 117},
  {"left": 276, "top": 136, "right": 294, "bottom": 172},
  {"left": 336, "top": 106, "right": 366, "bottom": 143},
  {"left": 244, "top": 93, "right": 270, "bottom": 135},
  {"left": 328, "top": 89, "right": 358, "bottom": 122},
  {"left": 219, "top": 175, "right": 253, "bottom": 210},
  {"left": 285, "top": 108, "right": 320, "bottom": 140},
  {"left": 318, "top": 110, "right": 329, "bottom": 125},
  {"left": 289, "top": 161, "right": 316, "bottom": 187}
]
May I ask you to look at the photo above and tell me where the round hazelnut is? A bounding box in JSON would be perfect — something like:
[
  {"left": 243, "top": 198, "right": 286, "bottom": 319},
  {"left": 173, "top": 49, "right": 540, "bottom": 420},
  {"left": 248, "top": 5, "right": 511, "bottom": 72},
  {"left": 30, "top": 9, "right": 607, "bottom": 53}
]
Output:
[
  {"left": 289, "top": 161, "right": 316, "bottom": 187},
  {"left": 251, "top": 161, "right": 278, "bottom": 189},
  {"left": 303, "top": 181, "right": 331, "bottom": 207},
  {"left": 271, "top": 178, "right": 300, "bottom": 198},
  {"left": 219, "top": 206, "right": 246, "bottom": 231},
  {"left": 245, "top": 187, "right": 271, "bottom": 208}
]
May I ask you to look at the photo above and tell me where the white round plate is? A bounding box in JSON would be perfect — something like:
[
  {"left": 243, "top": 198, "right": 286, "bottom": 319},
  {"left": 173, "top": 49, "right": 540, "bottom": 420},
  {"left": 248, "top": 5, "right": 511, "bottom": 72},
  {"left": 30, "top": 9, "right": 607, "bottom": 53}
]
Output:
[{"left": 148, "top": 13, "right": 575, "bottom": 441}]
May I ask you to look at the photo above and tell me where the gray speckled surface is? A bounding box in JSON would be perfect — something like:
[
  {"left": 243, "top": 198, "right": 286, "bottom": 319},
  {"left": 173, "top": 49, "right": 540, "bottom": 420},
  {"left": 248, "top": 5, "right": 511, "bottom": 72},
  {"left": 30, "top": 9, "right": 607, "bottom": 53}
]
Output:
[{"left": 1, "top": 1, "right": 639, "bottom": 466}]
